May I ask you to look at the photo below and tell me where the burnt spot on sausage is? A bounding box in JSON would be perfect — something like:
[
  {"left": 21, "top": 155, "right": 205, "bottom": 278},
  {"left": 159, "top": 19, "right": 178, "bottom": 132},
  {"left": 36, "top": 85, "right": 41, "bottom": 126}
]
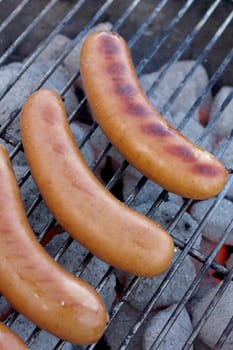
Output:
[
  {"left": 126, "top": 102, "right": 153, "bottom": 117},
  {"left": 165, "top": 144, "right": 196, "bottom": 162},
  {"left": 24, "top": 264, "right": 37, "bottom": 271},
  {"left": 192, "top": 163, "right": 222, "bottom": 177},
  {"left": 107, "top": 62, "right": 126, "bottom": 75},
  {"left": 142, "top": 122, "right": 172, "bottom": 136},
  {"left": 43, "top": 111, "right": 58, "bottom": 126},
  {"left": 114, "top": 83, "right": 137, "bottom": 97},
  {"left": 100, "top": 35, "right": 119, "bottom": 55},
  {"left": 5, "top": 239, "right": 15, "bottom": 245},
  {"left": 52, "top": 142, "right": 68, "bottom": 155},
  {"left": 0, "top": 227, "right": 13, "bottom": 236}
]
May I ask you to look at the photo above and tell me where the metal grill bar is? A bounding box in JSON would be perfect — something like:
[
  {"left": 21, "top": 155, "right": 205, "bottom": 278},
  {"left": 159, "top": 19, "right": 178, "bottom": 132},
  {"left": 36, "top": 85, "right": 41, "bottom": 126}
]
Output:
[
  {"left": 115, "top": 132, "right": 233, "bottom": 348},
  {"left": 0, "top": 1, "right": 232, "bottom": 349},
  {"left": 60, "top": 0, "right": 149, "bottom": 114},
  {"left": 59, "top": 0, "right": 168, "bottom": 109},
  {"left": 1, "top": 0, "right": 229, "bottom": 280},
  {"left": 70, "top": 0, "right": 233, "bottom": 207},
  {"left": 88, "top": 151, "right": 232, "bottom": 348},
  {"left": 9, "top": 0, "right": 233, "bottom": 340},
  {"left": 0, "top": 0, "right": 193, "bottom": 140},
  {"left": 4, "top": 0, "right": 184, "bottom": 224},
  {"left": 150, "top": 219, "right": 233, "bottom": 350},
  {"left": 0, "top": 0, "right": 125, "bottom": 138},
  {"left": 59, "top": 0, "right": 188, "bottom": 115},
  {"left": 0, "top": 0, "right": 88, "bottom": 132},
  {"left": 162, "top": 9, "right": 233, "bottom": 115},
  {"left": 20, "top": 124, "right": 233, "bottom": 350},
  {"left": 25, "top": 0, "right": 114, "bottom": 96},
  {"left": 183, "top": 265, "right": 233, "bottom": 349},
  {"left": 79, "top": 46, "right": 233, "bottom": 180},
  {"left": 131, "top": 0, "right": 195, "bottom": 70},
  {"left": 4, "top": 0, "right": 154, "bottom": 247},
  {"left": 41, "top": 0, "right": 172, "bottom": 127},
  {"left": 58, "top": 0, "right": 143, "bottom": 98},
  {"left": 86, "top": 275, "right": 141, "bottom": 350},
  {"left": 118, "top": 174, "right": 233, "bottom": 349},
  {"left": 2, "top": 3, "right": 177, "bottom": 344},
  {"left": 0, "top": 0, "right": 60, "bottom": 72},
  {"left": 93, "top": 132, "right": 233, "bottom": 350},
  {"left": 128, "top": 0, "right": 172, "bottom": 48},
  {"left": 111, "top": 0, "right": 142, "bottom": 32},
  {"left": 214, "top": 316, "right": 233, "bottom": 350},
  {"left": 198, "top": 88, "right": 233, "bottom": 145},
  {"left": 26, "top": 328, "right": 41, "bottom": 349},
  {"left": 138, "top": 0, "right": 223, "bottom": 77},
  {"left": 173, "top": 48, "right": 233, "bottom": 134},
  {"left": 0, "top": 0, "right": 31, "bottom": 34}
]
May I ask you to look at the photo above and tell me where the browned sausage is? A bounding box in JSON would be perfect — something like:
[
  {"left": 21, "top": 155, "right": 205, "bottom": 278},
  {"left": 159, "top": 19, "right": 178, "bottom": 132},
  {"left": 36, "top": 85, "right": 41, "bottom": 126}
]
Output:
[
  {"left": 0, "top": 144, "right": 108, "bottom": 345},
  {"left": 80, "top": 30, "right": 228, "bottom": 200},
  {"left": 0, "top": 322, "right": 28, "bottom": 350},
  {"left": 20, "top": 88, "right": 174, "bottom": 277}
]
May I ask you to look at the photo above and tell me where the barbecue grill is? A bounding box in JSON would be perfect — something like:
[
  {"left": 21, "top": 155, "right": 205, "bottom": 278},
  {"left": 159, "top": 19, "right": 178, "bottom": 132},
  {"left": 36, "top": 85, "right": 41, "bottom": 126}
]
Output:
[{"left": 0, "top": 1, "right": 233, "bottom": 349}]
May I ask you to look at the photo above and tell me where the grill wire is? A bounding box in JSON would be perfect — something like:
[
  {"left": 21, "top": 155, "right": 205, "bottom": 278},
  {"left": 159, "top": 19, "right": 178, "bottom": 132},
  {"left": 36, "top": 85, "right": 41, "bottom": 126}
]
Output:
[{"left": 0, "top": 0, "right": 233, "bottom": 349}]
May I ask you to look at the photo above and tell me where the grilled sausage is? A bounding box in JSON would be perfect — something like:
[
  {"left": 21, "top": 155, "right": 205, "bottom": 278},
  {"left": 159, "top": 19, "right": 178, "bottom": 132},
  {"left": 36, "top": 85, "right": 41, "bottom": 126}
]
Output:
[
  {"left": 79, "top": 30, "right": 228, "bottom": 200},
  {"left": 0, "top": 145, "right": 108, "bottom": 345},
  {"left": 0, "top": 322, "right": 28, "bottom": 350},
  {"left": 20, "top": 88, "right": 174, "bottom": 277}
]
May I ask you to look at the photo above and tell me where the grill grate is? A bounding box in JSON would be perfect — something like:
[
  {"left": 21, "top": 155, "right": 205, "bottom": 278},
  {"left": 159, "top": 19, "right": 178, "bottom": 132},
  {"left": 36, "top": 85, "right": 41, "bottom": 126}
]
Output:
[{"left": 0, "top": 1, "right": 233, "bottom": 349}]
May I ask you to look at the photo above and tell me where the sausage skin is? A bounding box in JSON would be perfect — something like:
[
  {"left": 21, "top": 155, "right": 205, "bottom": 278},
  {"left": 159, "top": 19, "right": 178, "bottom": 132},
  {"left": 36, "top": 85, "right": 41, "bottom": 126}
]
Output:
[
  {"left": 80, "top": 30, "right": 228, "bottom": 200},
  {"left": 0, "top": 145, "right": 108, "bottom": 345},
  {"left": 20, "top": 89, "right": 174, "bottom": 277},
  {"left": 0, "top": 322, "right": 28, "bottom": 350}
]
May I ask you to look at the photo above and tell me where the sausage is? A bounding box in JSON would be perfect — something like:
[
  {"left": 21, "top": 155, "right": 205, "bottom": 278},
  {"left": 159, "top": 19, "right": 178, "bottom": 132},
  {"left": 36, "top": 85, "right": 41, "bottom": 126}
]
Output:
[
  {"left": 0, "top": 322, "right": 28, "bottom": 350},
  {"left": 20, "top": 88, "right": 174, "bottom": 277},
  {"left": 79, "top": 30, "right": 228, "bottom": 200},
  {"left": 0, "top": 145, "right": 108, "bottom": 345}
]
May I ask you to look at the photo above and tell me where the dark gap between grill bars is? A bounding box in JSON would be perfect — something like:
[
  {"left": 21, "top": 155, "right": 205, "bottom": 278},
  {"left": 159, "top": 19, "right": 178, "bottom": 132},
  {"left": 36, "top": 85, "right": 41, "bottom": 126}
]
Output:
[{"left": 0, "top": 0, "right": 232, "bottom": 349}]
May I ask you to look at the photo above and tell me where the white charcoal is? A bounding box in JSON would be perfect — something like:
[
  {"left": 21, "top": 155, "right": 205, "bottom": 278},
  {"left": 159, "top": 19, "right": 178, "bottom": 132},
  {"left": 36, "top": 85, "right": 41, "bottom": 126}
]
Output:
[
  {"left": 151, "top": 201, "right": 201, "bottom": 249},
  {"left": 12, "top": 165, "right": 52, "bottom": 235},
  {"left": 115, "top": 249, "right": 196, "bottom": 311},
  {"left": 64, "top": 22, "right": 112, "bottom": 77},
  {"left": 190, "top": 198, "right": 233, "bottom": 245},
  {"left": 0, "top": 60, "right": 78, "bottom": 143},
  {"left": 142, "top": 303, "right": 193, "bottom": 350},
  {"left": 82, "top": 257, "right": 117, "bottom": 312},
  {"left": 140, "top": 60, "right": 212, "bottom": 125},
  {"left": 190, "top": 281, "right": 233, "bottom": 350},
  {"left": 220, "top": 141, "right": 233, "bottom": 200},
  {"left": 70, "top": 121, "right": 95, "bottom": 165},
  {"left": 46, "top": 233, "right": 116, "bottom": 312},
  {"left": 105, "top": 302, "right": 147, "bottom": 350},
  {"left": 209, "top": 86, "right": 233, "bottom": 145},
  {"left": 226, "top": 253, "right": 233, "bottom": 270},
  {"left": 33, "top": 23, "right": 113, "bottom": 77}
]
